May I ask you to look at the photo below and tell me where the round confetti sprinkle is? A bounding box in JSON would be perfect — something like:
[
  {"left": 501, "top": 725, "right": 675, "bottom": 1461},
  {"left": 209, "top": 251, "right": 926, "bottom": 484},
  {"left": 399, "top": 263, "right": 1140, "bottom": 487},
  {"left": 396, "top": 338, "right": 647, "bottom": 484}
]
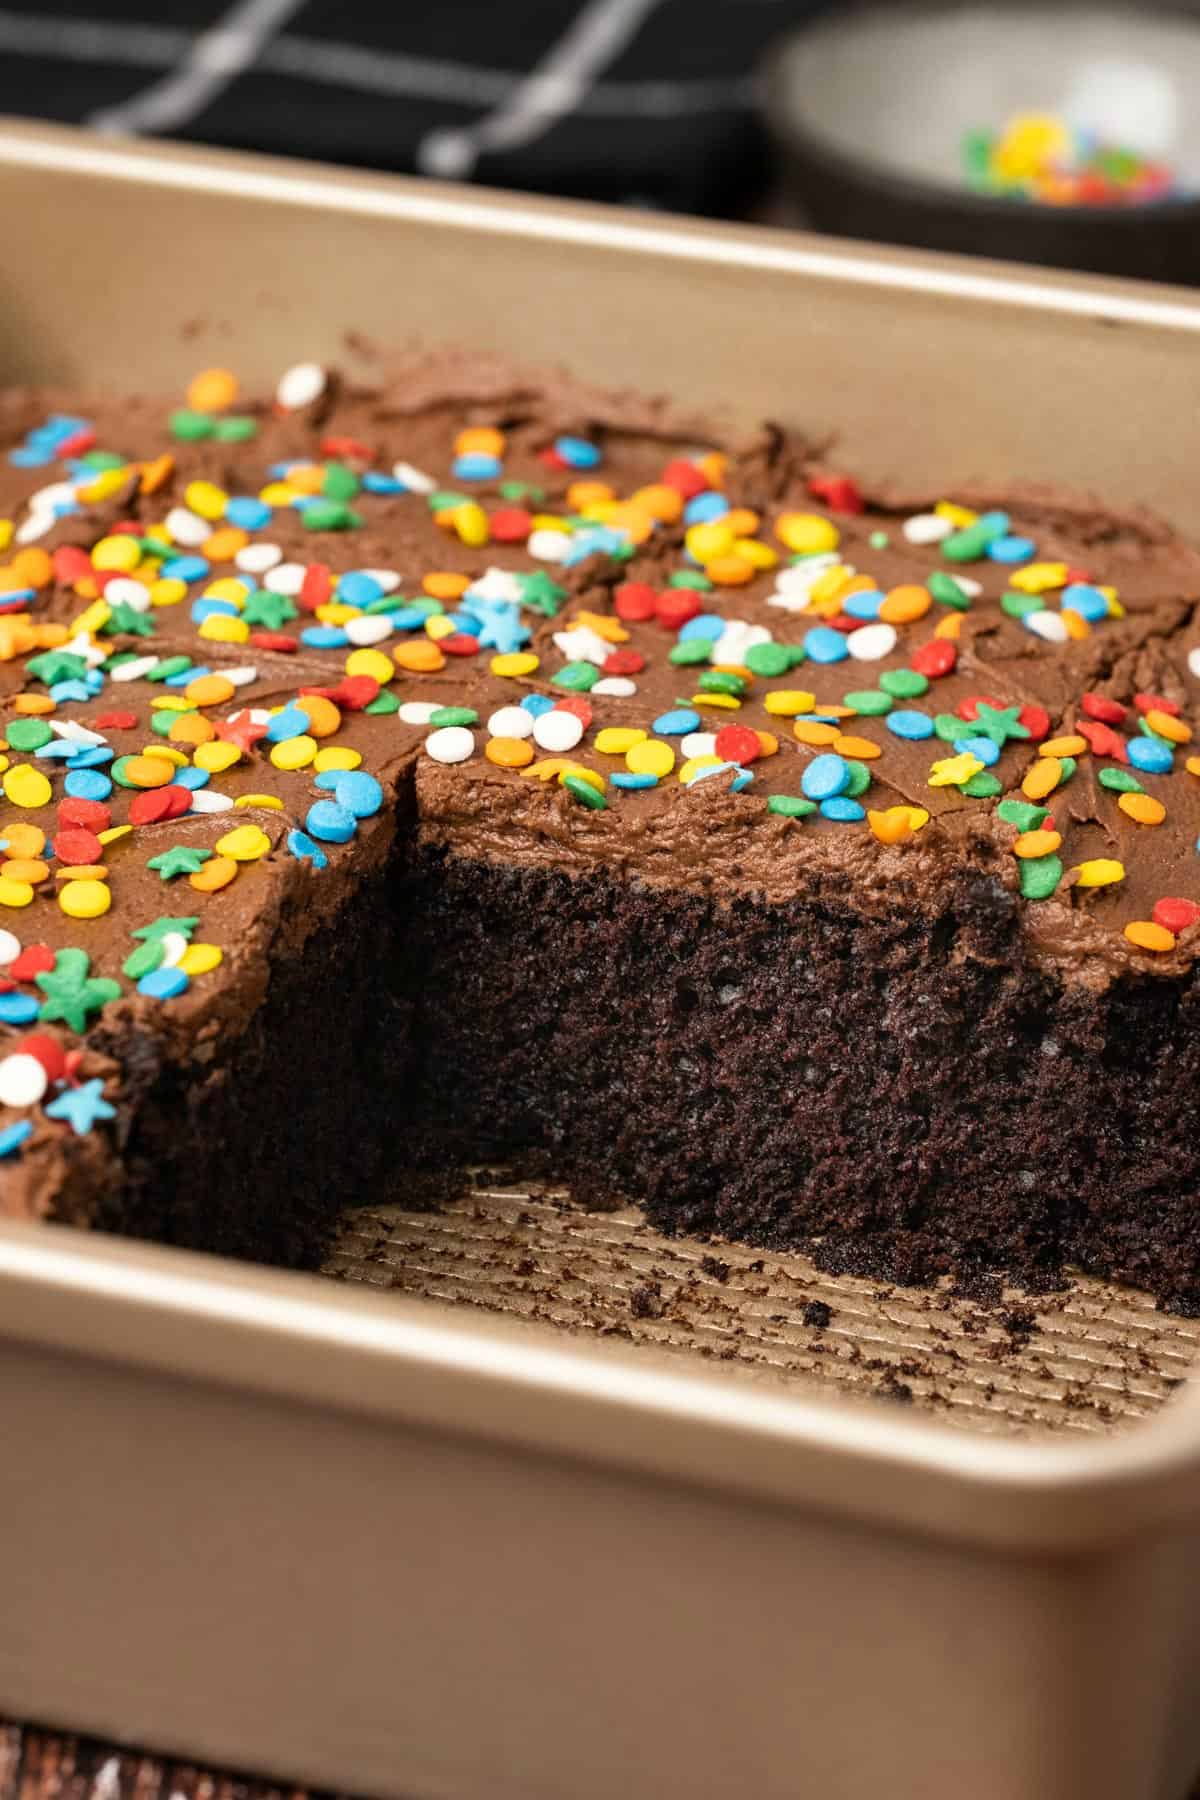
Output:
[
  {"left": 425, "top": 726, "right": 475, "bottom": 764},
  {"left": 215, "top": 824, "right": 272, "bottom": 861},
  {"left": 59, "top": 878, "right": 110, "bottom": 919}
]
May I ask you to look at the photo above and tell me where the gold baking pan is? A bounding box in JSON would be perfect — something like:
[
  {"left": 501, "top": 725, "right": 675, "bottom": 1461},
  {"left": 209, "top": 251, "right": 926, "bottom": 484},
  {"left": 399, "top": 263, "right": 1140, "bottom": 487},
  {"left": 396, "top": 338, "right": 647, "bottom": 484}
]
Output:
[{"left": 2, "top": 120, "right": 1200, "bottom": 1800}]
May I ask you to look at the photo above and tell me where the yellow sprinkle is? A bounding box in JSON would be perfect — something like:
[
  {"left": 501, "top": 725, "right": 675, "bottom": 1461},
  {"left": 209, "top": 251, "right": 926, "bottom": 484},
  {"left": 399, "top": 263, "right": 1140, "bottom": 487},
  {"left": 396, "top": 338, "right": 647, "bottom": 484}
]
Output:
[
  {"left": 935, "top": 501, "right": 977, "bottom": 527},
  {"left": 345, "top": 647, "right": 394, "bottom": 683},
  {"left": 71, "top": 601, "right": 110, "bottom": 637},
  {"left": 1013, "top": 829, "right": 1063, "bottom": 858},
  {"left": 2, "top": 765, "right": 51, "bottom": 809},
  {"left": 679, "top": 755, "right": 722, "bottom": 784},
  {"left": 1022, "top": 757, "right": 1062, "bottom": 800},
  {"left": 685, "top": 522, "right": 734, "bottom": 562},
  {"left": 193, "top": 741, "right": 242, "bottom": 773},
  {"left": 1039, "top": 735, "right": 1088, "bottom": 758},
  {"left": 185, "top": 479, "right": 228, "bottom": 521},
  {"left": 313, "top": 746, "right": 362, "bottom": 773},
  {"left": 150, "top": 577, "right": 188, "bottom": 607},
  {"left": 1124, "top": 921, "right": 1176, "bottom": 954},
  {"left": 424, "top": 614, "right": 455, "bottom": 641},
  {"left": 575, "top": 612, "right": 629, "bottom": 644},
  {"left": 1009, "top": 561, "right": 1069, "bottom": 594},
  {"left": 626, "top": 739, "right": 675, "bottom": 779},
  {"left": 732, "top": 537, "right": 777, "bottom": 571},
  {"left": 764, "top": 689, "right": 815, "bottom": 717},
  {"left": 454, "top": 501, "right": 489, "bottom": 547},
  {"left": 1072, "top": 858, "right": 1125, "bottom": 888},
  {"left": 0, "top": 522, "right": 11, "bottom": 554},
  {"left": 774, "top": 513, "right": 839, "bottom": 555},
  {"left": 688, "top": 692, "right": 741, "bottom": 711},
  {"left": 315, "top": 603, "right": 356, "bottom": 626},
  {"left": 490, "top": 651, "right": 539, "bottom": 678},
  {"left": 259, "top": 481, "right": 297, "bottom": 506},
  {"left": 216, "top": 824, "right": 272, "bottom": 861},
  {"left": 198, "top": 613, "right": 250, "bottom": 644},
  {"left": 141, "top": 744, "right": 187, "bottom": 768},
  {"left": 1146, "top": 709, "right": 1192, "bottom": 745},
  {"left": 178, "top": 943, "right": 224, "bottom": 976},
  {"left": 522, "top": 758, "right": 568, "bottom": 781},
  {"left": 557, "top": 763, "right": 604, "bottom": 794},
  {"left": 270, "top": 735, "right": 317, "bottom": 770},
  {"left": 929, "top": 753, "right": 983, "bottom": 788},
  {"left": 58, "top": 878, "right": 110, "bottom": 919},
  {"left": 595, "top": 727, "right": 648, "bottom": 756},
  {"left": 234, "top": 793, "right": 284, "bottom": 811},
  {"left": 0, "top": 876, "right": 33, "bottom": 907},
  {"left": 97, "top": 825, "right": 133, "bottom": 846},
  {"left": 91, "top": 534, "right": 141, "bottom": 572}
]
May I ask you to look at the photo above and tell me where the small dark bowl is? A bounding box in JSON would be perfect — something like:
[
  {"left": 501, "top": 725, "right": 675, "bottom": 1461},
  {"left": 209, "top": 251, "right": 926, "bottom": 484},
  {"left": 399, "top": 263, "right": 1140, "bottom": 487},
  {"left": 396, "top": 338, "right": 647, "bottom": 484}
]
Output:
[{"left": 762, "top": 1, "right": 1200, "bottom": 282}]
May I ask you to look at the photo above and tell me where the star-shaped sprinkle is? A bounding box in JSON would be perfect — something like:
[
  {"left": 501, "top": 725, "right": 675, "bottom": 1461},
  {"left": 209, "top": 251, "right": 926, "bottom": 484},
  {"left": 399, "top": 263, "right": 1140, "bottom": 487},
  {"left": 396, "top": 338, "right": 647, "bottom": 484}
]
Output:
[
  {"left": 147, "top": 846, "right": 214, "bottom": 881},
  {"left": 134, "top": 915, "right": 199, "bottom": 943},
  {"left": 515, "top": 570, "right": 567, "bottom": 618},
  {"left": 35, "top": 948, "right": 122, "bottom": 1033},
  {"left": 61, "top": 632, "right": 111, "bottom": 671},
  {"left": 27, "top": 649, "right": 89, "bottom": 687},
  {"left": 102, "top": 601, "right": 156, "bottom": 638},
  {"left": 969, "top": 703, "right": 1030, "bottom": 749},
  {"left": 242, "top": 590, "right": 298, "bottom": 630},
  {"left": 45, "top": 1077, "right": 116, "bottom": 1135},
  {"left": 471, "top": 597, "right": 531, "bottom": 655}
]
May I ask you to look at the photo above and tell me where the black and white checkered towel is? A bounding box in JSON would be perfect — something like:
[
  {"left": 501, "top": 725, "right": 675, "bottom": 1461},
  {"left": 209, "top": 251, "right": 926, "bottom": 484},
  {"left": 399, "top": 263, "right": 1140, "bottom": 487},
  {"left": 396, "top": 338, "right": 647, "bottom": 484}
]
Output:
[{"left": 0, "top": 0, "right": 827, "bottom": 215}]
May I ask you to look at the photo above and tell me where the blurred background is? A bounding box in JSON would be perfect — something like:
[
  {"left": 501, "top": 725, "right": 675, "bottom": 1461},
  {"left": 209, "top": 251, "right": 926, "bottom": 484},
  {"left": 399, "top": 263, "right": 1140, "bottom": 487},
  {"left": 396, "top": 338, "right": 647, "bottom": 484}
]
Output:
[{"left": 2, "top": 0, "right": 1199, "bottom": 277}]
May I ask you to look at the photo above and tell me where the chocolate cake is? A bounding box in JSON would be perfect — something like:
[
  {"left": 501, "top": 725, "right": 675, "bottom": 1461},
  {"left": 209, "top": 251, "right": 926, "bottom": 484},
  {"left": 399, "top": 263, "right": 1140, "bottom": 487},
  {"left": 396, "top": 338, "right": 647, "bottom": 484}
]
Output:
[{"left": 0, "top": 348, "right": 1199, "bottom": 1308}]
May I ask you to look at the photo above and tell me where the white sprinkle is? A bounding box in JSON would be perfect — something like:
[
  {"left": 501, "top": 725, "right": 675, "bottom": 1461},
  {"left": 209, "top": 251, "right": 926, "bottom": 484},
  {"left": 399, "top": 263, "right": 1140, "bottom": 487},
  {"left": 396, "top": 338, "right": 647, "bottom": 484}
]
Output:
[
  {"left": 165, "top": 506, "right": 211, "bottom": 547},
  {"left": 158, "top": 931, "right": 190, "bottom": 970},
  {"left": 766, "top": 588, "right": 812, "bottom": 615},
  {"left": 488, "top": 705, "right": 534, "bottom": 739},
  {"left": 426, "top": 725, "right": 475, "bottom": 764},
  {"left": 16, "top": 508, "right": 55, "bottom": 545},
  {"left": 345, "top": 615, "right": 394, "bottom": 646},
  {"left": 528, "top": 528, "right": 571, "bottom": 563},
  {"left": 591, "top": 677, "right": 637, "bottom": 697},
  {"left": 393, "top": 460, "right": 435, "bottom": 494},
  {"left": 0, "top": 930, "right": 20, "bottom": 966},
  {"left": 1025, "top": 609, "right": 1069, "bottom": 643},
  {"left": 189, "top": 790, "right": 234, "bottom": 813},
  {"left": 0, "top": 1053, "right": 46, "bottom": 1109},
  {"left": 103, "top": 577, "right": 153, "bottom": 612},
  {"left": 847, "top": 622, "right": 898, "bottom": 661},
  {"left": 902, "top": 513, "right": 953, "bottom": 545},
  {"left": 361, "top": 568, "right": 401, "bottom": 593},
  {"left": 264, "top": 562, "right": 307, "bottom": 596},
  {"left": 276, "top": 362, "right": 327, "bottom": 411},
  {"left": 50, "top": 719, "right": 105, "bottom": 747},
  {"left": 110, "top": 656, "right": 159, "bottom": 683},
  {"left": 223, "top": 666, "right": 259, "bottom": 687},
  {"left": 775, "top": 554, "right": 842, "bottom": 594},
  {"left": 399, "top": 701, "right": 442, "bottom": 725},
  {"left": 681, "top": 731, "right": 718, "bottom": 758},
  {"left": 29, "top": 480, "right": 77, "bottom": 512},
  {"left": 467, "top": 567, "right": 522, "bottom": 605},
  {"left": 712, "top": 621, "right": 770, "bottom": 666},
  {"left": 1188, "top": 646, "right": 1200, "bottom": 680},
  {"left": 235, "top": 542, "right": 283, "bottom": 575},
  {"left": 954, "top": 575, "right": 984, "bottom": 598},
  {"left": 532, "top": 710, "right": 584, "bottom": 753},
  {"left": 62, "top": 631, "right": 109, "bottom": 671},
  {"left": 553, "top": 625, "right": 611, "bottom": 666}
]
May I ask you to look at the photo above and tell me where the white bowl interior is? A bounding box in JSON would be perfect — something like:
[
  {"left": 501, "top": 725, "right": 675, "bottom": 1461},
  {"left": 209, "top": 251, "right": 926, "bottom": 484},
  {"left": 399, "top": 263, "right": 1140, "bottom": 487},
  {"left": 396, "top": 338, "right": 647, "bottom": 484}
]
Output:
[{"left": 776, "top": 4, "right": 1200, "bottom": 192}]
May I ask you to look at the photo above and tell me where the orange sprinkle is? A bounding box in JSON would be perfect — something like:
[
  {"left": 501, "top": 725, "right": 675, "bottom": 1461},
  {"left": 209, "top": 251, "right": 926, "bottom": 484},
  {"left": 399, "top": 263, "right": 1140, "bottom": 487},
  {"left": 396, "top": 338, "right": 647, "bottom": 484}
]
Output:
[
  {"left": 1187, "top": 756, "right": 1200, "bottom": 779},
  {"left": 139, "top": 453, "right": 175, "bottom": 496},
  {"left": 1146, "top": 708, "right": 1192, "bottom": 745},
  {"left": 184, "top": 674, "right": 236, "bottom": 707},
  {"left": 1, "top": 858, "right": 47, "bottom": 884},
  {"left": 123, "top": 755, "right": 175, "bottom": 790},
  {"left": 287, "top": 463, "right": 325, "bottom": 496},
  {"left": 1022, "top": 757, "right": 1062, "bottom": 800},
  {"left": 696, "top": 451, "right": 727, "bottom": 488},
  {"left": 189, "top": 855, "right": 238, "bottom": 893},
  {"left": 294, "top": 694, "right": 342, "bottom": 738},
  {"left": 704, "top": 554, "right": 755, "bottom": 587},
  {"left": 454, "top": 426, "right": 505, "bottom": 458},
  {"left": 631, "top": 484, "right": 684, "bottom": 524},
  {"left": 879, "top": 584, "right": 932, "bottom": 625},
  {"left": 33, "top": 623, "right": 68, "bottom": 649},
  {"left": 11, "top": 548, "right": 52, "bottom": 590},
  {"left": 567, "top": 481, "right": 615, "bottom": 511},
  {"left": 392, "top": 639, "right": 446, "bottom": 674},
  {"left": 867, "top": 806, "right": 927, "bottom": 844},
  {"left": 12, "top": 694, "right": 54, "bottom": 716},
  {"left": 724, "top": 507, "right": 761, "bottom": 537},
  {"left": 793, "top": 720, "right": 842, "bottom": 747},
  {"left": 0, "top": 620, "right": 37, "bottom": 661},
  {"left": 833, "top": 734, "right": 882, "bottom": 760},
  {"left": 574, "top": 610, "right": 629, "bottom": 644},
  {"left": 168, "top": 713, "right": 216, "bottom": 747},
  {"left": 754, "top": 730, "right": 779, "bottom": 758},
  {"left": 485, "top": 736, "right": 534, "bottom": 769},
  {"left": 0, "top": 568, "right": 30, "bottom": 595},
  {"left": 1118, "top": 791, "right": 1166, "bottom": 826},
  {"left": 54, "top": 864, "right": 107, "bottom": 881},
  {"left": 423, "top": 571, "right": 470, "bottom": 601},
  {"left": 1062, "top": 609, "right": 1091, "bottom": 642},
  {"left": 1039, "top": 734, "right": 1088, "bottom": 758},
  {"left": 934, "top": 614, "right": 963, "bottom": 641},
  {"left": 1124, "top": 920, "right": 1176, "bottom": 953},
  {"left": 1, "top": 823, "right": 45, "bottom": 858},
  {"left": 1013, "top": 829, "right": 1063, "bottom": 858},
  {"left": 202, "top": 527, "right": 250, "bottom": 562},
  {"left": 186, "top": 368, "right": 238, "bottom": 413}
]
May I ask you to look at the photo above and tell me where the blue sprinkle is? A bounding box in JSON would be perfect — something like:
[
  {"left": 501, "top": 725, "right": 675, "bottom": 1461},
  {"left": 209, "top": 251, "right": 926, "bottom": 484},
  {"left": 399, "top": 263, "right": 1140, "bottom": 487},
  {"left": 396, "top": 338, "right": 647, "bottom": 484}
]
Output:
[
  {"left": 520, "top": 693, "right": 556, "bottom": 718},
  {"left": 820, "top": 796, "right": 865, "bottom": 822},
  {"left": 987, "top": 534, "right": 1036, "bottom": 564},
  {"left": 678, "top": 613, "right": 726, "bottom": 641},
  {"left": 165, "top": 664, "right": 204, "bottom": 687},
  {"left": 300, "top": 626, "right": 349, "bottom": 649},
  {"left": 801, "top": 752, "right": 850, "bottom": 800},
  {"left": 49, "top": 680, "right": 93, "bottom": 704},
  {"left": 554, "top": 435, "right": 602, "bottom": 469},
  {"left": 226, "top": 496, "right": 272, "bottom": 530},
  {"left": 1061, "top": 583, "right": 1110, "bottom": 622},
  {"left": 268, "top": 460, "right": 296, "bottom": 478},
  {"left": 265, "top": 705, "right": 310, "bottom": 743},
  {"left": 953, "top": 735, "right": 1001, "bottom": 766},
  {"left": 1128, "top": 736, "right": 1174, "bottom": 774},
  {"left": 315, "top": 769, "right": 384, "bottom": 818},
  {"left": 174, "top": 765, "right": 209, "bottom": 790},
  {"left": 611, "top": 772, "right": 659, "bottom": 790},
  {"left": 68, "top": 746, "right": 114, "bottom": 769},
  {"left": 887, "top": 710, "right": 934, "bottom": 740},
  {"left": 338, "top": 571, "right": 385, "bottom": 609},
  {"left": 0, "top": 588, "right": 36, "bottom": 608},
  {"left": 190, "top": 598, "right": 240, "bottom": 624},
  {"left": 0, "top": 993, "right": 38, "bottom": 1024},
  {"left": 161, "top": 555, "right": 210, "bottom": 583},
  {"left": 803, "top": 626, "right": 849, "bottom": 665},
  {"left": 138, "top": 966, "right": 190, "bottom": 1000},
  {"left": 306, "top": 800, "right": 357, "bottom": 844},
  {"left": 362, "top": 471, "right": 403, "bottom": 494},
  {"left": 65, "top": 769, "right": 112, "bottom": 800},
  {"left": 452, "top": 452, "right": 501, "bottom": 481},
  {"left": 9, "top": 446, "right": 52, "bottom": 467},
  {"left": 687, "top": 761, "right": 753, "bottom": 793},
  {"left": 843, "top": 591, "right": 884, "bottom": 621},
  {"left": 976, "top": 510, "right": 1011, "bottom": 540},
  {"left": 391, "top": 606, "right": 436, "bottom": 632},
  {"left": 287, "top": 829, "right": 328, "bottom": 869},
  {"left": 0, "top": 1120, "right": 33, "bottom": 1156},
  {"left": 683, "top": 492, "right": 729, "bottom": 524},
  {"left": 653, "top": 708, "right": 702, "bottom": 736}
]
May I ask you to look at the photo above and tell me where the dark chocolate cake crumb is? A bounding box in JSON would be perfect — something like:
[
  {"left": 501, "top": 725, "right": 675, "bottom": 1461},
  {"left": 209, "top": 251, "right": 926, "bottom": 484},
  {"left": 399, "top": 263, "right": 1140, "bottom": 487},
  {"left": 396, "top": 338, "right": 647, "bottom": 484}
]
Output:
[{"left": 802, "top": 1299, "right": 834, "bottom": 1329}]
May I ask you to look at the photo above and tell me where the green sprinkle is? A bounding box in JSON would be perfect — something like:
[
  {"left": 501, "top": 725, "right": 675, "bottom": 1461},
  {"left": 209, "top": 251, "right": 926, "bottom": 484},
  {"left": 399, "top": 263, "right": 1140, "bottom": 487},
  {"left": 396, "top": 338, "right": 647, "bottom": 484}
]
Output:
[
  {"left": 146, "top": 846, "right": 212, "bottom": 882},
  {"left": 1018, "top": 855, "right": 1063, "bottom": 901},
  {"left": 5, "top": 719, "right": 52, "bottom": 751},
  {"left": 365, "top": 690, "right": 401, "bottom": 715},
  {"left": 880, "top": 668, "right": 929, "bottom": 700},
  {"left": 322, "top": 462, "right": 360, "bottom": 502},
  {"left": 428, "top": 706, "right": 478, "bottom": 728},
  {"left": 1098, "top": 767, "right": 1144, "bottom": 794},
  {"left": 145, "top": 656, "right": 192, "bottom": 683},
  {"left": 961, "top": 771, "right": 1003, "bottom": 798},
  {"left": 697, "top": 670, "right": 745, "bottom": 697},
  {"left": 516, "top": 571, "right": 566, "bottom": 617},
  {"left": 942, "top": 523, "right": 992, "bottom": 562},
  {"left": 563, "top": 774, "right": 606, "bottom": 810},
  {"left": 212, "top": 416, "right": 258, "bottom": 443},
  {"left": 27, "top": 650, "right": 89, "bottom": 686},
  {"left": 139, "top": 534, "right": 174, "bottom": 560},
  {"left": 123, "top": 940, "right": 164, "bottom": 981},
  {"left": 928, "top": 571, "right": 972, "bottom": 610},
  {"left": 1001, "top": 591, "right": 1042, "bottom": 620},
  {"left": 81, "top": 449, "right": 126, "bottom": 472},
  {"left": 843, "top": 760, "right": 872, "bottom": 798},
  {"left": 428, "top": 490, "right": 469, "bottom": 513},
  {"left": 745, "top": 643, "right": 793, "bottom": 678},
  {"left": 842, "top": 689, "right": 892, "bottom": 717},
  {"left": 997, "top": 800, "right": 1048, "bottom": 830},
  {"left": 553, "top": 661, "right": 600, "bottom": 692},
  {"left": 669, "top": 570, "right": 712, "bottom": 591},
  {"left": 1057, "top": 756, "right": 1078, "bottom": 784},
  {"left": 169, "top": 408, "right": 214, "bottom": 441},
  {"left": 301, "top": 500, "right": 361, "bottom": 531},
  {"left": 868, "top": 531, "right": 890, "bottom": 550},
  {"left": 149, "top": 709, "right": 188, "bottom": 737},
  {"left": 669, "top": 639, "right": 714, "bottom": 666},
  {"left": 365, "top": 594, "right": 411, "bottom": 615},
  {"left": 499, "top": 479, "right": 545, "bottom": 503},
  {"left": 934, "top": 712, "right": 966, "bottom": 743},
  {"left": 767, "top": 795, "right": 817, "bottom": 818},
  {"left": 110, "top": 755, "right": 140, "bottom": 789}
]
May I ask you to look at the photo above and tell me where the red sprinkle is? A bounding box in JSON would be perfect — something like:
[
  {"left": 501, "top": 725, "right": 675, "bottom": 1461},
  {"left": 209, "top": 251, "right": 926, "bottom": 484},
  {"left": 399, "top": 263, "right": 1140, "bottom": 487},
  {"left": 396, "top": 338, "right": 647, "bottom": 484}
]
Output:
[
  {"left": 956, "top": 695, "right": 1006, "bottom": 721},
  {"left": 56, "top": 428, "right": 96, "bottom": 459},
  {"left": 1154, "top": 898, "right": 1200, "bottom": 934},
  {"left": 910, "top": 639, "right": 957, "bottom": 679},
  {"left": 129, "top": 786, "right": 190, "bottom": 826},
  {"left": 215, "top": 713, "right": 268, "bottom": 750},
  {"left": 249, "top": 630, "right": 299, "bottom": 653},
  {"left": 325, "top": 675, "right": 379, "bottom": 711},
  {"left": 320, "top": 435, "right": 373, "bottom": 464},
  {"left": 614, "top": 582, "right": 658, "bottom": 623},
  {"left": 1081, "top": 692, "right": 1127, "bottom": 725},
  {"left": 439, "top": 632, "right": 481, "bottom": 657},
  {"left": 661, "top": 459, "right": 709, "bottom": 499},
  {"left": 53, "top": 546, "right": 92, "bottom": 585},
  {"left": 1076, "top": 720, "right": 1128, "bottom": 762},
  {"left": 1018, "top": 704, "right": 1051, "bottom": 742},
  {"left": 1135, "top": 691, "right": 1180, "bottom": 717},
  {"left": 53, "top": 827, "right": 104, "bottom": 865},
  {"left": 807, "top": 474, "right": 865, "bottom": 515},
  {"left": 489, "top": 508, "right": 533, "bottom": 543},
  {"left": 91, "top": 711, "right": 137, "bottom": 731},
  {"left": 602, "top": 648, "right": 645, "bottom": 676},
  {"left": 654, "top": 590, "right": 703, "bottom": 630},
  {"left": 57, "top": 797, "right": 111, "bottom": 832},
  {"left": 108, "top": 520, "right": 143, "bottom": 537},
  {"left": 10, "top": 945, "right": 55, "bottom": 981},
  {"left": 298, "top": 563, "right": 332, "bottom": 613},
  {"left": 715, "top": 724, "right": 762, "bottom": 765},
  {"left": 554, "top": 696, "right": 593, "bottom": 727},
  {"left": 18, "top": 1032, "right": 66, "bottom": 1082}
]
